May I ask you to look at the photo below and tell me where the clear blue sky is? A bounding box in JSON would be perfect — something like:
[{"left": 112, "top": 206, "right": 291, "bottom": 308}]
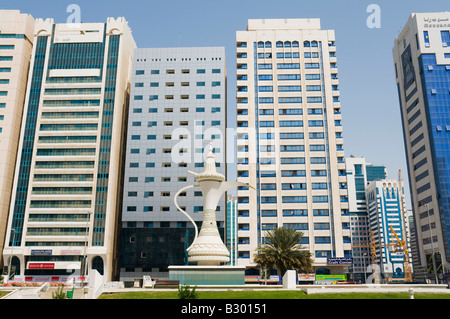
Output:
[{"left": 2, "top": 0, "right": 449, "bottom": 208}]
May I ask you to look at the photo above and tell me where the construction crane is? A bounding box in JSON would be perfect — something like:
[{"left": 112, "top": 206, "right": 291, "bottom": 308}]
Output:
[
  {"left": 352, "top": 228, "right": 412, "bottom": 283},
  {"left": 389, "top": 225, "right": 412, "bottom": 282},
  {"left": 352, "top": 231, "right": 397, "bottom": 284}
]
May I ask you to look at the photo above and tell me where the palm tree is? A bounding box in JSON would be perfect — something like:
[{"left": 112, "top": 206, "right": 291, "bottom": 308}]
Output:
[{"left": 253, "top": 227, "right": 313, "bottom": 278}]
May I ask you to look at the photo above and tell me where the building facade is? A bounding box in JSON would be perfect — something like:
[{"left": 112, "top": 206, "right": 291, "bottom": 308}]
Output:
[
  {"left": 119, "top": 47, "right": 227, "bottom": 283},
  {"left": 393, "top": 12, "right": 450, "bottom": 281},
  {"left": 345, "top": 156, "right": 387, "bottom": 280},
  {"left": 235, "top": 19, "right": 350, "bottom": 275},
  {"left": 0, "top": 10, "right": 35, "bottom": 269},
  {"left": 2, "top": 17, "right": 136, "bottom": 282},
  {"left": 365, "top": 179, "right": 411, "bottom": 282}
]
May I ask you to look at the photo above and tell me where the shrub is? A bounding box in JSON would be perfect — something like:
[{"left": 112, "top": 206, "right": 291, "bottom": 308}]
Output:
[
  {"left": 177, "top": 285, "right": 199, "bottom": 299},
  {"left": 52, "top": 285, "right": 67, "bottom": 299}
]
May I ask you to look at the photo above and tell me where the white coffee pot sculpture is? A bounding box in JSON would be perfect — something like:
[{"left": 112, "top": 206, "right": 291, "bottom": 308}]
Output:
[{"left": 174, "top": 143, "right": 253, "bottom": 266}]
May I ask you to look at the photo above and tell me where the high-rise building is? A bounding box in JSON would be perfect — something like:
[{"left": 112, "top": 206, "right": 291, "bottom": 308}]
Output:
[
  {"left": 235, "top": 19, "right": 350, "bottom": 275},
  {"left": 0, "top": 10, "right": 35, "bottom": 269},
  {"left": 365, "top": 179, "right": 411, "bottom": 281},
  {"left": 345, "top": 156, "right": 387, "bottom": 281},
  {"left": 2, "top": 17, "right": 136, "bottom": 282},
  {"left": 119, "top": 47, "right": 227, "bottom": 284},
  {"left": 393, "top": 12, "right": 450, "bottom": 281}
]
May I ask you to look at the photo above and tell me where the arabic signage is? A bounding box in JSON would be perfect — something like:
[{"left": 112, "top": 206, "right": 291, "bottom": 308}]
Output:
[
  {"left": 423, "top": 17, "right": 450, "bottom": 28},
  {"left": 327, "top": 257, "right": 353, "bottom": 264}
]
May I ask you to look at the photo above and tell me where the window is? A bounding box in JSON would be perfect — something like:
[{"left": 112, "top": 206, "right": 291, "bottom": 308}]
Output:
[
  {"left": 305, "top": 63, "right": 319, "bottom": 69},
  {"left": 259, "top": 86, "right": 273, "bottom": 92},
  {"left": 278, "top": 86, "right": 301, "bottom": 92},
  {"left": 306, "top": 85, "right": 321, "bottom": 91},
  {"left": 197, "top": 69, "right": 205, "bottom": 74},
  {"left": 424, "top": 31, "right": 430, "bottom": 46},
  {"left": 307, "top": 97, "right": 322, "bottom": 103},
  {"left": 151, "top": 70, "right": 159, "bottom": 74},
  {"left": 313, "top": 196, "right": 328, "bottom": 203},
  {"left": 258, "top": 63, "right": 272, "bottom": 69},
  {"left": 280, "top": 120, "right": 303, "bottom": 127},
  {"left": 259, "top": 97, "right": 274, "bottom": 103},
  {"left": 279, "top": 109, "right": 302, "bottom": 115},
  {"left": 308, "top": 120, "right": 323, "bottom": 127},
  {"left": 278, "top": 74, "right": 300, "bottom": 80},
  {"left": 441, "top": 31, "right": 450, "bottom": 46},
  {"left": 280, "top": 132, "right": 303, "bottom": 139},
  {"left": 279, "top": 97, "right": 302, "bottom": 103},
  {"left": 310, "top": 157, "right": 326, "bottom": 164},
  {"left": 277, "top": 63, "right": 300, "bottom": 69},
  {"left": 280, "top": 145, "right": 304, "bottom": 152},
  {"left": 212, "top": 69, "right": 221, "bottom": 73},
  {"left": 135, "top": 70, "right": 144, "bottom": 75},
  {"left": 282, "top": 196, "right": 307, "bottom": 203}
]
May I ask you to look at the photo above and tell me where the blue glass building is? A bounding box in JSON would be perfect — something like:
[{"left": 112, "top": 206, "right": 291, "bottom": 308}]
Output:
[{"left": 393, "top": 12, "right": 450, "bottom": 282}]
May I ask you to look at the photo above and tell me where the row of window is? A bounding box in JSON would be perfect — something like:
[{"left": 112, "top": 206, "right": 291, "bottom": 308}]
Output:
[
  {"left": 135, "top": 68, "right": 221, "bottom": 75},
  {"left": 238, "top": 250, "right": 351, "bottom": 259},
  {"left": 237, "top": 96, "right": 340, "bottom": 104},
  {"left": 238, "top": 222, "right": 349, "bottom": 231},
  {"left": 238, "top": 62, "right": 337, "bottom": 70},
  {"left": 237, "top": 40, "right": 336, "bottom": 48},
  {"left": 135, "top": 57, "right": 223, "bottom": 62},
  {"left": 135, "top": 81, "right": 221, "bottom": 87},
  {"left": 237, "top": 169, "right": 347, "bottom": 177},
  {"left": 252, "top": 52, "right": 328, "bottom": 59},
  {"left": 134, "top": 93, "right": 222, "bottom": 100},
  {"left": 238, "top": 119, "right": 343, "bottom": 128},
  {"left": 422, "top": 30, "right": 450, "bottom": 47},
  {"left": 238, "top": 108, "right": 335, "bottom": 116},
  {"left": 126, "top": 205, "right": 221, "bottom": 212},
  {"left": 132, "top": 106, "right": 221, "bottom": 113},
  {"left": 239, "top": 73, "right": 337, "bottom": 81}
]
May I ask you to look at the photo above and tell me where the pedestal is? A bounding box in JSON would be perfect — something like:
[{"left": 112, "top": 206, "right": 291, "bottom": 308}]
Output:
[{"left": 168, "top": 265, "right": 246, "bottom": 286}]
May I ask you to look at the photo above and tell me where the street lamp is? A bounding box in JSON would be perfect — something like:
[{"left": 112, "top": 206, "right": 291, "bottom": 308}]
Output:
[
  {"left": 363, "top": 252, "right": 368, "bottom": 284},
  {"left": 81, "top": 212, "right": 91, "bottom": 298},
  {"left": 424, "top": 203, "right": 439, "bottom": 284},
  {"left": 5, "top": 228, "right": 16, "bottom": 284}
]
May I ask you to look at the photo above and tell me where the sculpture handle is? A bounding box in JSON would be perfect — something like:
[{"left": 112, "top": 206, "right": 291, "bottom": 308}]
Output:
[{"left": 174, "top": 184, "right": 199, "bottom": 250}]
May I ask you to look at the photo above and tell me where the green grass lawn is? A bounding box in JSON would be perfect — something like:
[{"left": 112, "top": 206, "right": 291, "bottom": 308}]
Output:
[{"left": 98, "top": 290, "right": 450, "bottom": 299}]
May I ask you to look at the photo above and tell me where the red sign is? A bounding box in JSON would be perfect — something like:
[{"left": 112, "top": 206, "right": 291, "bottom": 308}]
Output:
[{"left": 28, "top": 263, "right": 55, "bottom": 269}]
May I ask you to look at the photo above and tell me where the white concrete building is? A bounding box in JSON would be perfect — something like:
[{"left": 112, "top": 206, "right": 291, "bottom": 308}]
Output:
[
  {"left": 393, "top": 12, "right": 450, "bottom": 281},
  {"left": 0, "top": 10, "right": 35, "bottom": 269},
  {"left": 3, "top": 17, "right": 136, "bottom": 282},
  {"left": 365, "top": 179, "right": 412, "bottom": 281},
  {"left": 235, "top": 19, "right": 350, "bottom": 275},
  {"left": 119, "top": 47, "right": 227, "bottom": 283}
]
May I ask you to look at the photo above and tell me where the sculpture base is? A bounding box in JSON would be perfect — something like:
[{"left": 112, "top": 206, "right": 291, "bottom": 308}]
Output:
[{"left": 168, "top": 265, "right": 246, "bottom": 286}]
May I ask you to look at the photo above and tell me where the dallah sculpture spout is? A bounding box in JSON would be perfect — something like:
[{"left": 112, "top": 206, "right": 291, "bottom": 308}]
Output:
[{"left": 174, "top": 142, "right": 253, "bottom": 266}]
